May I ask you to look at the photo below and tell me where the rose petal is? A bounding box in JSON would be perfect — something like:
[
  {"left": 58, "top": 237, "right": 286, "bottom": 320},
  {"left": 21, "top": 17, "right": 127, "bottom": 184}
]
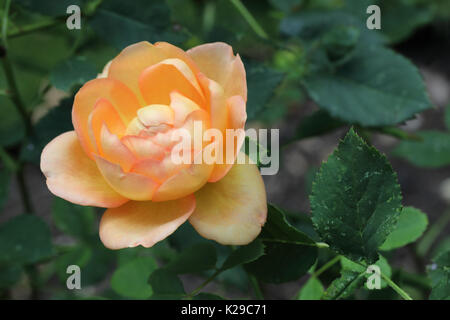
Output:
[
  {"left": 139, "top": 62, "right": 204, "bottom": 107},
  {"left": 131, "top": 154, "right": 189, "bottom": 184},
  {"left": 169, "top": 92, "right": 201, "bottom": 127},
  {"left": 88, "top": 98, "right": 127, "bottom": 153},
  {"left": 187, "top": 42, "right": 247, "bottom": 101},
  {"left": 155, "top": 42, "right": 201, "bottom": 76},
  {"left": 208, "top": 95, "right": 247, "bottom": 182},
  {"left": 107, "top": 41, "right": 168, "bottom": 104},
  {"left": 40, "top": 131, "right": 128, "bottom": 208},
  {"left": 122, "top": 135, "right": 166, "bottom": 160},
  {"left": 152, "top": 149, "right": 214, "bottom": 202},
  {"left": 189, "top": 154, "right": 267, "bottom": 245},
  {"left": 99, "top": 125, "right": 136, "bottom": 171},
  {"left": 100, "top": 194, "right": 195, "bottom": 249},
  {"left": 73, "top": 78, "right": 140, "bottom": 156},
  {"left": 198, "top": 75, "right": 227, "bottom": 133},
  {"left": 137, "top": 104, "right": 174, "bottom": 126},
  {"left": 95, "top": 155, "right": 159, "bottom": 201}
]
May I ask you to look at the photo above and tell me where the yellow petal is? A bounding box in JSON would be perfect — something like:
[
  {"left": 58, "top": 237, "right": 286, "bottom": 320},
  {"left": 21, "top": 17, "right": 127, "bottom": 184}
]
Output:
[
  {"left": 152, "top": 149, "right": 214, "bottom": 202},
  {"left": 189, "top": 154, "right": 267, "bottom": 245},
  {"left": 40, "top": 131, "right": 128, "bottom": 208},
  {"left": 107, "top": 41, "right": 167, "bottom": 104},
  {"left": 187, "top": 42, "right": 247, "bottom": 101},
  {"left": 95, "top": 155, "right": 159, "bottom": 201},
  {"left": 155, "top": 42, "right": 201, "bottom": 76},
  {"left": 137, "top": 104, "right": 174, "bottom": 126},
  {"left": 121, "top": 135, "right": 166, "bottom": 160},
  {"left": 100, "top": 195, "right": 195, "bottom": 249},
  {"left": 87, "top": 98, "right": 127, "bottom": 153},
  {"left": 139, "top": 62, "right": 205, "bottom": 107},
  {"left": 169, "top": 92, "right": 200, "bottom": 127},
  {"left": 99, "top": 125, "right": 136, "bottom": 171},
  {"left": 198, "top": 75, "right": 227, "bottom": 133},
  {"left": 73, "top": 78, "right": 140, "bottom": 157},
  {"left": 209, "top": 95, "right": 247, "bottom": 182}
]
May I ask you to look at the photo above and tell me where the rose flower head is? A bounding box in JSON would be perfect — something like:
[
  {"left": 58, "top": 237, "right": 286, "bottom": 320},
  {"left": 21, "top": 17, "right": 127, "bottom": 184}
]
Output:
[{"left": 41, "top": 41, "right": 267, "bottom": 249}]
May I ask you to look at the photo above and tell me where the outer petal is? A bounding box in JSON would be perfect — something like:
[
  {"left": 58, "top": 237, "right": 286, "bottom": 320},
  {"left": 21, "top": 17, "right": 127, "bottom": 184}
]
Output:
[
  {"left": 189, "top": 154, "right": 267, "bottom": 245},
  {"left": 73, "top": 78, "right": 141, "bottom": 156},
  {"left": 95, "top": 155, "right": 159, "bottom": 201},
  {"left": 40, "top": 131, "right": 128, "bottom": 208},
  {"left": 155, "top": 42, "right": 201, "bottom": 76},
  {"left": 107, "top": 42, "right": 201, "bottom": 105},
  {"left": 107, "top": 41, "right": 167, "bottom": 104},
  {"left": 187, "top": 42, "right": 247, "bottom": 101},
  {"left": 208, "top": 95, "right": 247, "bottom": 182},
  {"left": 100, "top": 195, "right": 195, "bottom": 249}
]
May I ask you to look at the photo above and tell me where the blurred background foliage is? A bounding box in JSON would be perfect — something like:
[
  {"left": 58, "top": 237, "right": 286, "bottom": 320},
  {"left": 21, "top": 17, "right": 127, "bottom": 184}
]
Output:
[{"left": 0, "top": 0, "right": 449, "bottom": 300}]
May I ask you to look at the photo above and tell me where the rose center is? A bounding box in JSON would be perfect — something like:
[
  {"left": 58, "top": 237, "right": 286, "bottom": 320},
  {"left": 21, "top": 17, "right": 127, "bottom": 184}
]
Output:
[{"left": 126, "top": 104, "right": 174, "bottom": 136}]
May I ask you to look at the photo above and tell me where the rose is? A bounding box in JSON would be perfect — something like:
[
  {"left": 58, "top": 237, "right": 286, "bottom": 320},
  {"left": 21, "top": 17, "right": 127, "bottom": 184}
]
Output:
[{"left": 41, "top": 41, "right": 267, "bottom": 249}]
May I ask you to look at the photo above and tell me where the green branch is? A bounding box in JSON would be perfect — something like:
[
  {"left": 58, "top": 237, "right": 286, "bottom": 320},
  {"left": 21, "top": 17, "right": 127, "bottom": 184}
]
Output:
[{"left": 229, "top": 0, "right": 268, "bottom": 39}]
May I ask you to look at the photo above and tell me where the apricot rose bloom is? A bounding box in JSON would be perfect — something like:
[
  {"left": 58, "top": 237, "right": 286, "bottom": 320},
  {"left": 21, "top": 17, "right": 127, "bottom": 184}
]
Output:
[{"left": 40, "top": 41, "right": 267, "bottom": 249}]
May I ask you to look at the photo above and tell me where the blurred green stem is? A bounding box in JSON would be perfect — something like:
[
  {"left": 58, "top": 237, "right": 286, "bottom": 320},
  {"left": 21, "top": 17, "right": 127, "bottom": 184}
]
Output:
[
  {"left": 1, "top": 18, "right": 62, "bottom": 40},
  {"left": 1, "top": 0, "right": 34, "bottom": 137},
  {"left": 17, "top": 165, "right": 34, "bottom": 214},
  {"left": 417, "top": 209, "right": 450, "bottom": 257},
  {"left": 380, "top": 273, "right": 413, "bottom": 300},
  {"left": 186, "top": 268, "right": 222, "bottom": 298},
  {"left": 356, "top": 261, "right": 413, "bottom": 300},
  {"left": 0, "top": 146, "right": 18, "bottom": 172},
  {"left": 312, "top": 255, "right": 341, "bottom": 278},
  {"left": 229, "top": 0, "right": 268, "bottom": 39},
  {"left": 248, "top": 273, "right": 264, "bottom": 299},
  {"left": 377, "top": 127, "right": 422, "bottom": 141}
]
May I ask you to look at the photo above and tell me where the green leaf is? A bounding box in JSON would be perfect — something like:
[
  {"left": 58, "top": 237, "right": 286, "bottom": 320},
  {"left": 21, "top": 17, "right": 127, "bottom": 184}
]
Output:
[
  {"left": 220, "top": 240, "right": 265, "bottom": 271},
  {"left": 15, "top": 0, "right": 83, "bottom": 17},
  {"left": 445, "top": 105, "right": 450, "bottom": 131},
  {"left": 0, "top": 215, "right": 54, "bottom": 264},
  {"left": 323, "top": 270, "right": 365, "bottom": 300},
  {"left": 294, "top": 109, "right": 345, "bottom": 141},
  {"left": 392, "top": 131, "right": 450, "bottom": 168},
  {"left": 280, "top": 10, "right": 385, "bottom": 45},
  {"left": 21, "top": 98, "right": 73, "bottom": 164},
  {"left": 245, "top": 204, "right": 318, "bottom": 283},
  {"left": 428, "top": 249, "right": 450, "bottom": 300},
  {"left": 0, "top": 98, "right": 25, "bottom": 147},
  {"left": 379, "top": 0, "right": 433, "bottom": 44},
  {"left": 51, "top": 198, "right": 96, "bottom": 239},
  {"left": 340, "top": 255, "right": 392, "bottom": 289},
  {"left": 0, "top": 264, "right": 23, "bottom": 290},
  {"left": 81, "top": 238, "right": 116, "bottom": 286},
  {"left": 297, "top": 277, "right": 324, "bottom": 300},
  {"left": 303, "top": 46, "right": 431, "bottom": 127},
  {"left": 50, "top": 57, "right": 97, "bottom": 92},
  {"left": 54, "top": 245, "right": 92, "bottom": 283},
  {"left": 268, "top": 0, "right": 303, "bottom": 13},
  {"left": 89, "top": 0, "right": 185, "bottom": 50},
  {"left": 310, "top": 128, "right": 402, "bottom": 263},
  {"left": 148, "top": 269, "right": 185, "bottom": 299},
  {"left": 166, "top": 243, "right": 217, "bottom": 274},
  {"left": 192, "top": 293, "right": 225, "bottom": 300},
  {"left": 0, "top": 169, "right": 11, "bottom": 212},
  {"left": 111, "top": 256, "right": 157, "bottom": 299},
  {"left": 246, "top": 62, "right": 284, "bottom": 121},
  {"left": 380, "top": 207, "right": 428, "bottom": 251}
]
